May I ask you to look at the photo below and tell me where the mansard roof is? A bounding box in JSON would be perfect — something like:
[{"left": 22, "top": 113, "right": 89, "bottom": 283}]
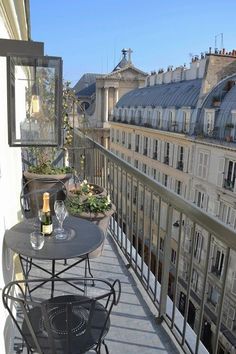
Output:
[
  {"left": 197, "top": 74, "right": 236, "bottom": 139},
  {"left": 73, "top": 73, "right": 102, "bottom": 95},
  {"left": 116, "top": 79, "right": 202, "bottom": 108}
]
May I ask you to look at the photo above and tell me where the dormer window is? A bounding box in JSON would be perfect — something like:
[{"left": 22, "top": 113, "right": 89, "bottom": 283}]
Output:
[{"left": 204, "top": 109, "right": 215, "bottom": 135}]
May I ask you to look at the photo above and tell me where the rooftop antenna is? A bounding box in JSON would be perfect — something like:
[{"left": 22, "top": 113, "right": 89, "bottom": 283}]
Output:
[{"left": 215, "top": 33, "right": 224, "bottom": 50}]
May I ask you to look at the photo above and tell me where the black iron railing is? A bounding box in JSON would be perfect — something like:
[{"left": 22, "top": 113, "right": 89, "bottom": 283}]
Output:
[{"left": 68, "top": 132, "right": 236, "bottom": 354}]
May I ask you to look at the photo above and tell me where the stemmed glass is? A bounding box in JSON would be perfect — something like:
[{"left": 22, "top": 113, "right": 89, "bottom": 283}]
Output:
[{"left": 54, "top": 200, "right": 68, "bottom": 239}]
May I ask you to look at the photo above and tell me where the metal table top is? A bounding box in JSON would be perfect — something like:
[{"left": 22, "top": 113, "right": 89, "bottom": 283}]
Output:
[{"left": 5, "top": 216, "right": 104, "bottom": 260}]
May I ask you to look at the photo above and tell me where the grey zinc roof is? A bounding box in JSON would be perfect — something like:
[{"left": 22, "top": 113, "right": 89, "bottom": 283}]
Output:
[
  {"left": 73, "top": 73, "right": 102, "bottom": 95},
  {"left": 116, "top": 79, "right": 202, "bottom": 108},
  {"left": 197, "top": 74, "right": 236, "bottom": 138},
  {"left": 77, "top": 82, "right": 96, "bottom": 98}
]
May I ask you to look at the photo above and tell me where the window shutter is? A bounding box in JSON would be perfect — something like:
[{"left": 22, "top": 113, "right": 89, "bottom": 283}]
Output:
[
  {"left": 160, "top": 141, "right": 165, "bottom": 162},
  {"left": 198, "top": 152, "right": 203, "bottom": 177},
  {"left": 214, "top": 200, "right": 220, "bottom": 217},
  {"left": 148, "top": 137, "right": 152, "bottom": 157},
  {"left": 229, "top": 209, "right": 236, "bottom": 228},
  {"left": 202, "top": 153, "right": 209, "bottom": 179},
  {"left": 216, "top": 158, "right": 225, "bottom": 187},
  {"left": 139, "top": 136, "right": 143, "bottom": 153},
  {"left": 203, "top": 195, "right": 209, "bottom": 211},
  {"left": 173, "top": 144, "right": 178, "bottom": 168},
  {"left": 183, "top": 147, "right": 189, "bottom": 172},
  {"left": 231, "top": 272, "right": 236, "bottom": 295},
  {"left": 189, "top": 186, "right": 195, "bottom": 202},
  {"left": 169, "top": 143, "right": 174, "bottom": 166}
]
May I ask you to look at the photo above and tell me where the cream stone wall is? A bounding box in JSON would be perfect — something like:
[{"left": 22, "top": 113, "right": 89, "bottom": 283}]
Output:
[{"left": 0, "top": 1, "right": 29, "bottom": 353}]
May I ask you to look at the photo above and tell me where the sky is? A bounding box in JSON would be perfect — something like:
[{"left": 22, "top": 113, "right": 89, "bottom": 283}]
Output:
[{"left": 30, "top": 0, "right": 236, "bottom": 87}]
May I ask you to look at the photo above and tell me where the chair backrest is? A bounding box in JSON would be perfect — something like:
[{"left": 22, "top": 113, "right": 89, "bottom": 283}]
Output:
[
  {"left": 2, "top": 277, "right": 121, "bottom": 354},
  {"left": 20, "top": 176, "right": 68, "bottom": 218}
]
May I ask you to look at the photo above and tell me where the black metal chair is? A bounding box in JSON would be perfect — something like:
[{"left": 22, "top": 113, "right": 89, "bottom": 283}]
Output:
[
  {"left": 2, "top": 277, "right": 121, "bottom": 354},
  {"left": 20, "top": 176, "right": 68, "bottom": 219}
]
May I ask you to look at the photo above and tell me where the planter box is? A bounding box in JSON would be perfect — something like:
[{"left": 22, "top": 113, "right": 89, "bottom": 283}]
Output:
[{"left": 22, "top": 171, "right": 72, "bottom": 217}]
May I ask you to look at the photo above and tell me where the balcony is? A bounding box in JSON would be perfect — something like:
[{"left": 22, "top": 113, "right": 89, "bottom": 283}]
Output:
[{"left": 4, "top": 132, "right": 236, "bottom": 354}]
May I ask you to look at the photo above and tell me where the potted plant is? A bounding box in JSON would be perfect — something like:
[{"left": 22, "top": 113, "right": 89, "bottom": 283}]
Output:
[
  {"left": 68, "top": 179, "right": 106, "bottom": 201},
  {"left": 66, "top": 194, "right": 115, "bottom": 221},
  {"left": 66, "top": 193, "right": 116, "bottom": 258}
]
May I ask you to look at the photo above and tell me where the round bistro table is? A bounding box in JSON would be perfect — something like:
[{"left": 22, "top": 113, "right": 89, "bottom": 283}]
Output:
[{"left": 4, "top": 216, "right": 104, "bottom": 295}]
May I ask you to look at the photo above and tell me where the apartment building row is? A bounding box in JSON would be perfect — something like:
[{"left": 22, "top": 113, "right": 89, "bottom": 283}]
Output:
[{"left": 109, "top": 52, "right": 236, "bottom": 353}]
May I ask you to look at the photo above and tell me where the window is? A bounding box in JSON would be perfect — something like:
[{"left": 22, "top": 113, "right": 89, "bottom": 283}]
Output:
[
  {"left": 194, "top": 231, "right": 203, "bottom": 262},
  {"left": 111, "top": 128, "right": 114, "bottom": 142},
  {"left": 164, "top": 143, "right": 170, "bottom": 165},
  {"left": 163, "top": 174, "right": 168, "bottom": 187},
  {"left": 168, "top": 111, "right": 173, "bottom": 129},
  {"left": 195, "top": 190, "right": 208, "bottom": 210},
  {"left": 134, "top": 159, "right": 138, "bottom": 168},
  {"left": 176, "top": 180, "right": 182, "bottom": 195},
  {"left": 135, "top": 134, "right": 140, "bottom": 152},
  {"left": 116, "top": 130, "right": 120, "bottom": 143},
  {"left": 182, "top": 111, "right": 190, "bottom": 132},
  {"left": 135, "top": 110, "right": 141, "bottom": 124},
  {"left": 143, "top": 137, "right": 148, "bottom": 156},
  {"left": 147, "top": 110, "right": 152, "bottom": 125},
  {"left": 211, "top": 247, "right": 225, "bottom": 277},
  {"left": 153, "top": 139, "right": 158, "bottom": 159},
  {"left": 133, "top": 186, "right": 137, "bottom": 204},
  {"left": 177, "top": 146, "right": 184, "bottom": 170},
  {"left": 153, "top": 168, "right": 157, "bottom": 180},
  {"left": 122, "top": 131, "right": 125, "bottom": 145},
  {"left": 142, "top": 163, "right": 147, "bottom": 174},
  {"left": 157, "top": 111, "right": 161, "bottom": 127},
  {"left": 208, "top": 285, "right": 219, "bottom": 306},
  {"left": 191, "top": 269, "right": 199, "bottom": 291},
  {"left": 197, "top": 151, "right": 209, "bottom": 179},
  {"left": 219, "top": 202, "right": 231, "bottom": 224},
  {"left": 160, "top": 238, "right": 164, "bottom": 252},
  {"left": 171, "top": 249, "right": 177, "bottom": 265},
  {"left": 224, "top": 159, "right": 236, "bottom": 191},
  {"left": 204, "top": 110, "right": 215, "bottom": 135},
  {"left": 128, "top": 133, "right": 131, "bottom": 149}
]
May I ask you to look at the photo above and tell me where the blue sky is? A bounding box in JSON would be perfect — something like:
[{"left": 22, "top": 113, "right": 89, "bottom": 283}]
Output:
[{"left": 30, "top": 0, "right": 236, "bottom": 87}]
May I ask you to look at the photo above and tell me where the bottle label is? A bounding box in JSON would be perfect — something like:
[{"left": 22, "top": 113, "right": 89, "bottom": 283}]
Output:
[{"left": 42, "top": 224, "right": 53, "bottom": 235}]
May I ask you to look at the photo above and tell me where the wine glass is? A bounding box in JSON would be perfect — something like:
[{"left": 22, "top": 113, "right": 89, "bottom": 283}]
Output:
[{"left": 54, "top": 200, "right": 68, "bottom": 239}]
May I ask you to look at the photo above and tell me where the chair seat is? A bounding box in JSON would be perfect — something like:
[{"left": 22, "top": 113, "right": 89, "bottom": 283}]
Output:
[{"left": 22, "top": 295, "right": 110, "bottom": 354}]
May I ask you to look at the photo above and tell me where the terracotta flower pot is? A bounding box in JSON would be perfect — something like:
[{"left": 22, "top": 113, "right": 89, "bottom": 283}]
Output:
[{"left": 70, "top": 203, "right": 116, "bottom": 258}]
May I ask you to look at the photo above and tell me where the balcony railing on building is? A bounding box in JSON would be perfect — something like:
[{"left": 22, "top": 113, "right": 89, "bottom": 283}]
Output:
[{"left": 40, "top": 131, "right": 236, "bottom": 354}]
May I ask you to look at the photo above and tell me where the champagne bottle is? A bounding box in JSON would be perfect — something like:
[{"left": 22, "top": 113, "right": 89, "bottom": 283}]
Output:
[{"left": 41, "top": 192, "right": 53, "bottom": 236}]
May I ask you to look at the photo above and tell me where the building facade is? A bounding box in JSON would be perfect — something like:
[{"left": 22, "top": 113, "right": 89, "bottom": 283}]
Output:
[
  {"left": 0, "top": 0, "right": 30, "bottom": 352},
  {"left": 110, "top": 50, "right": 236, "bottom": 353},
  {"left": 74, "top": 49, "right": 148, "bottom": 147}
]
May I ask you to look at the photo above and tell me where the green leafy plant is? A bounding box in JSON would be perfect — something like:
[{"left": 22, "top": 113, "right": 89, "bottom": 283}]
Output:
[{"left": 66, "top": 194, "right": 112, "bottom": 215}]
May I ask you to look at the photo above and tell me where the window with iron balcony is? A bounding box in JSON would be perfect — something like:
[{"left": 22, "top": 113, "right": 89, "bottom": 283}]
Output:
[{"left": 224, "top": 159, "right": 236, "bottom": 192}]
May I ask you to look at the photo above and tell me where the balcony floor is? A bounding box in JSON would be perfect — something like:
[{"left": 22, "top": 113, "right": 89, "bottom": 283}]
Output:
[{"left": 11, "top": 232, "right": 181, "bottom": 354}]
